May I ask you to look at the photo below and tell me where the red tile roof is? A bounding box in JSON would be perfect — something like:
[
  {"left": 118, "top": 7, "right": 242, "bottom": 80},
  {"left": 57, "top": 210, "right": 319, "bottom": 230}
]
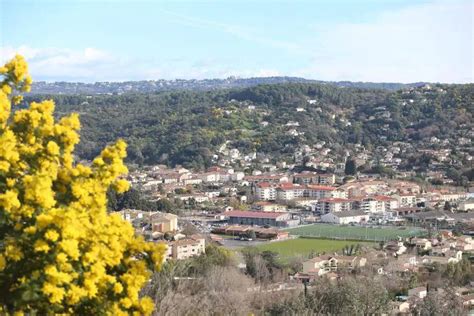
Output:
[
  {"left": 319, "top": 198, "right": 352, "bottom": 203},
  {"left": 224, "top": 211, "right": 288, "bottom": 219},
  {"left": 306, "top": 185, "right": 336, "bottom": 191}
]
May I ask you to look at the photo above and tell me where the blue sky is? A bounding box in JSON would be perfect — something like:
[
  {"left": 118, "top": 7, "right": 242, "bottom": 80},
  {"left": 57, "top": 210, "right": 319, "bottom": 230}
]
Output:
[{"left": 1, "top": 0, "right": 472, "bottom": 82}]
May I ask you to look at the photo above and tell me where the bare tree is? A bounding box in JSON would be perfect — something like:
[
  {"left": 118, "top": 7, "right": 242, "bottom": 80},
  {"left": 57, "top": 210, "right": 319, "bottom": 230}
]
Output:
[
  {"left": 410, "top": 287, "right": 464, "bottom": 316},
  {"left": 154, "top": 266, "right": 254, "bottom": 316}
]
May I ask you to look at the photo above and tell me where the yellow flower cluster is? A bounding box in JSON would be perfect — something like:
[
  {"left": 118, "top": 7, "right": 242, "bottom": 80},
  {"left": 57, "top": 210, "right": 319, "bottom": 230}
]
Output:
[{"left": 0, "top": 55, "right": 165, "bottom": 315}]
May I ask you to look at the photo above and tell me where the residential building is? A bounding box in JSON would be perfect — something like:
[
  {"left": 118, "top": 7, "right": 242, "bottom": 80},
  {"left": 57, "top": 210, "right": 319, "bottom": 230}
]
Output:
[
  {"left": 302, "top": 256, "right": 338, "bottom": 276},
  {"left": 165, "top": 235, "right": 206, "bottom": 261},
  {"left": 255, "top": 182, "right": 277, "bottom": 200},
  {"left": 276, "top": 183, "right": 305, "bottom": 200},
  {"left": 360, "top": 195, "right": 399, "bottom": 213},
  {"left": 151, "top": 212, "right": 178, "bottom": 233},
  {"left": 245, "top": 174, "right": 289, "bottom": 185},
  {"left": 395, "top": 194, "right": 418, "bottom": 207},
  {"left": 305, "top": 185, "right": 337, "bottom": 199},
  {"left": 459, "top": 199, "right": 474, "bottom": 211},
  {"left": 251, "top": 202, "right": 287, "bottom": 212},
  {"left": 317, "top": 198, "right": 353, "bottom": 214},
  {"left": 293, "top": 172, "right": 336, "bottom": 185},
  {"left": 408, "top": 287, "right": 427, "bottom": 299}
]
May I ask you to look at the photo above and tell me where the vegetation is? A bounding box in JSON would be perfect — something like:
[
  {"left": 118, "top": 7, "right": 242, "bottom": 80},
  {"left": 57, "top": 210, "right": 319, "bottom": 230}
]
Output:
[
  {"left": 254, "top": 238, "right": 368, "bottom": 259},
  {"left": 285, "top": 224, "right": 427, "bottom": 241},
  {"left": 23, "top": 82, "right": 474, "bottom": 182},
  {"left": 0, "top": 56, "right": 165, "bottom": 314}
]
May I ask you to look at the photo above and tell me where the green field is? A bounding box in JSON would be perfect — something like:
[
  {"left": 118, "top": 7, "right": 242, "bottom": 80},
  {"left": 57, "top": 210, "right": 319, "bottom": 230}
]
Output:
[
  {"left": 255, "top": 238, "right": 371, "bottom": 258},
  {"left": 285, "top": 224, "right": 427, "bottom": 241}
]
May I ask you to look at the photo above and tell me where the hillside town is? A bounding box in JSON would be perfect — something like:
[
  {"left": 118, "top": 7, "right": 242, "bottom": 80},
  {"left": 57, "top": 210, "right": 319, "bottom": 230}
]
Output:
[{"left": 116, "top": 158, "right": 474, "bottom": 313}]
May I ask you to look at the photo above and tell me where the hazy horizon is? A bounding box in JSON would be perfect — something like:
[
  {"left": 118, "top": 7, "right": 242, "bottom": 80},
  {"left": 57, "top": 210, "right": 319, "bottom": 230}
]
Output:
[{"left": 1, "top": 0, "right": 472, "bottom": 83}]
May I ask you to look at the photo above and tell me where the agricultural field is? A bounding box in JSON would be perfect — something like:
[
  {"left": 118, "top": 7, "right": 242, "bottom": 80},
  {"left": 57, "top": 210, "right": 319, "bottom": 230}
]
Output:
[
  {"left": 285, "top": 224, "right": 427, "bottom": 241},
  {"left": 255, "top": 237, "right": 371, "bottom": 259}
]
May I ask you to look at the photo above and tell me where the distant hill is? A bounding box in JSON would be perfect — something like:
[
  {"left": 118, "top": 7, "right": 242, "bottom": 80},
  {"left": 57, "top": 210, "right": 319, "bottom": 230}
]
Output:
[
  {"left": 24, "top": 82, "right": 473, "bottom": 185},
  {"left": 29, "top": 77, "right": 428, "bottom": 95}
]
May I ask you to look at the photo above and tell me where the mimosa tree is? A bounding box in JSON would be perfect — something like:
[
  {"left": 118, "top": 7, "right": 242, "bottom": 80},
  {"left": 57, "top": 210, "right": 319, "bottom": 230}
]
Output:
[{"left": 0, "top": 55, "right": 165, "bottom": 315}]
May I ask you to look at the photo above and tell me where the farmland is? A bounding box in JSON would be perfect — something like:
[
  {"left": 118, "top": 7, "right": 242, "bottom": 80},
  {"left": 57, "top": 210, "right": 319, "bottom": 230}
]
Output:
[{"left": 285, "top": 224, "right": 427, "bottom": 241}]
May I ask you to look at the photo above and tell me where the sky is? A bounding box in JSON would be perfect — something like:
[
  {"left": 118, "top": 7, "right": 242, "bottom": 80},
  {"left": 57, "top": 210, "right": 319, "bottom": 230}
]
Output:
[{"left": 0, "top": 0, "right": 472, "bottom": 83}]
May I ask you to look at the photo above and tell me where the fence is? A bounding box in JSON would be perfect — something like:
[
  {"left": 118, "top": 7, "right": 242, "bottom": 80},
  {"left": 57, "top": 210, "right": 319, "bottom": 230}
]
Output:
[{"left": 287, "top": 224, "right": 428, "bottom": 242}]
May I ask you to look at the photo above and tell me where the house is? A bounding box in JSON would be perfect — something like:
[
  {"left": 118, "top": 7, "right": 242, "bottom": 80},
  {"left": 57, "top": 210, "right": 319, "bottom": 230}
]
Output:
[
  {"left": 176, "top": 194, "right": 209, "bottom": 203},
  {"left": 165, "top": 235, "right": 206, "bottom": 261},
  {"left": 199, "top": 172, "right": 220, "bottom": 183},
  {"left": 336, "top": 256, "right": 367, "bottom": 270},
  {"left": 151, "top": 212, "right": 178, "bottom": 234},
  {"left": 421, "top": 251, "right": 463, "bottom": 265},
  {"left": 320, "top": 211, "right": 369, "bottom": 224},
  {"left": 459, "top": 199, "right": 474, "bottom": 211},
  {"left": 386, "top": 255, "right": 419, "bottom": 273},
  {"left": 410, "top": 238, "right": 432, "bottom": 251},
  {"left": 302, "top": 256, "right": 338, "bottom": 276},
  {"left": 251, "top": 202, "right": 287, "bottom": 212},
  {"left": 462, "top": 294, "right": 474, "bottom": 308},
  {"left": 390, "top": 301, "right": 410, "bottom": 314},
  {"left": 119, "top": 209, "right": 145, "bottom": 222},
  {"left": 385, "top": 241, "right": 407, "bottom": 256},
  {"left": 456, "top": 236, "right": 474, "bottom": 251},
  {"left": 183, "top": 177, "right": 203, "bottom": 185},
  {"left": 408, "top": 287, "right": 427, "bottom": 299}
]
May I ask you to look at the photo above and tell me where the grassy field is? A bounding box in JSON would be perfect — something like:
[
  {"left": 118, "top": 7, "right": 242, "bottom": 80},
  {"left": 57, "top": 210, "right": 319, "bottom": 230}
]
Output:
[
  {"left": 285, "top": 224, "right": 427, "bottom": 241},
  {"left": 255, "top": 237, "right": 371, "bottom": 259}
]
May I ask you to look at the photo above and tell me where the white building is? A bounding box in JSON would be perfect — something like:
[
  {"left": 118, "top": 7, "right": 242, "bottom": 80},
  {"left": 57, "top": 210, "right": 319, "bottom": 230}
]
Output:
[
  {"left": 395, "top": 194, "right": 418, "bottom": 207},
  {"left": 317, "top": 198, "right": 353, "bottom": 214},
  {"left": 255, "top": 182, "right": 277, "bottom": 201},
  {"left": 360, "top": 196, "right": 399, "bottom": 214},
  {"left": 459, "top": 199, "right": 474, "bottom": 211},
  {"left": 165, "top": 235, "right": 206, "bottom": 261},
  {"left": 320, "top": 211, "right": 369, "bottom": 224}
]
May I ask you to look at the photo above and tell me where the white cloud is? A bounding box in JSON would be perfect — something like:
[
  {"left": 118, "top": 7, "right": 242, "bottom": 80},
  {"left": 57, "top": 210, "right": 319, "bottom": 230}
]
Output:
[
  {"left": 296, "top": 0, "right": 473, "bottom": 83},
  {"left": 0, "top": 46, "right": 129, "bottom": 82},
  {"left": 0, "top": 45, "right": 281, "bottom": 81},
  {"left": 1, "top": 1, "right": 471, "bottom": 83}
]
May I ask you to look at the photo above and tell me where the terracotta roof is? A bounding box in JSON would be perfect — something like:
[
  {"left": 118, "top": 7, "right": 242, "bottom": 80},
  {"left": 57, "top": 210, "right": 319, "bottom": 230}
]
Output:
[
  {"left": 224, "top": 211, "right": 288, "bottom": 219},
  {"left": 319, "top": 198, "right": 352, "bottom": 203},
  {"left": 306, "top": 185, "right": 336, "bottom": 191}
]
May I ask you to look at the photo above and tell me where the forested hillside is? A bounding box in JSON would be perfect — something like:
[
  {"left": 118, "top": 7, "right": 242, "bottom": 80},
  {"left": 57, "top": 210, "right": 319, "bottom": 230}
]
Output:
[
  {"left": 23, "top": 83, "right": 474, "bottom": 176},
  {"left": 29, "top": 77, "right": 425, "bottom": 95}
]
